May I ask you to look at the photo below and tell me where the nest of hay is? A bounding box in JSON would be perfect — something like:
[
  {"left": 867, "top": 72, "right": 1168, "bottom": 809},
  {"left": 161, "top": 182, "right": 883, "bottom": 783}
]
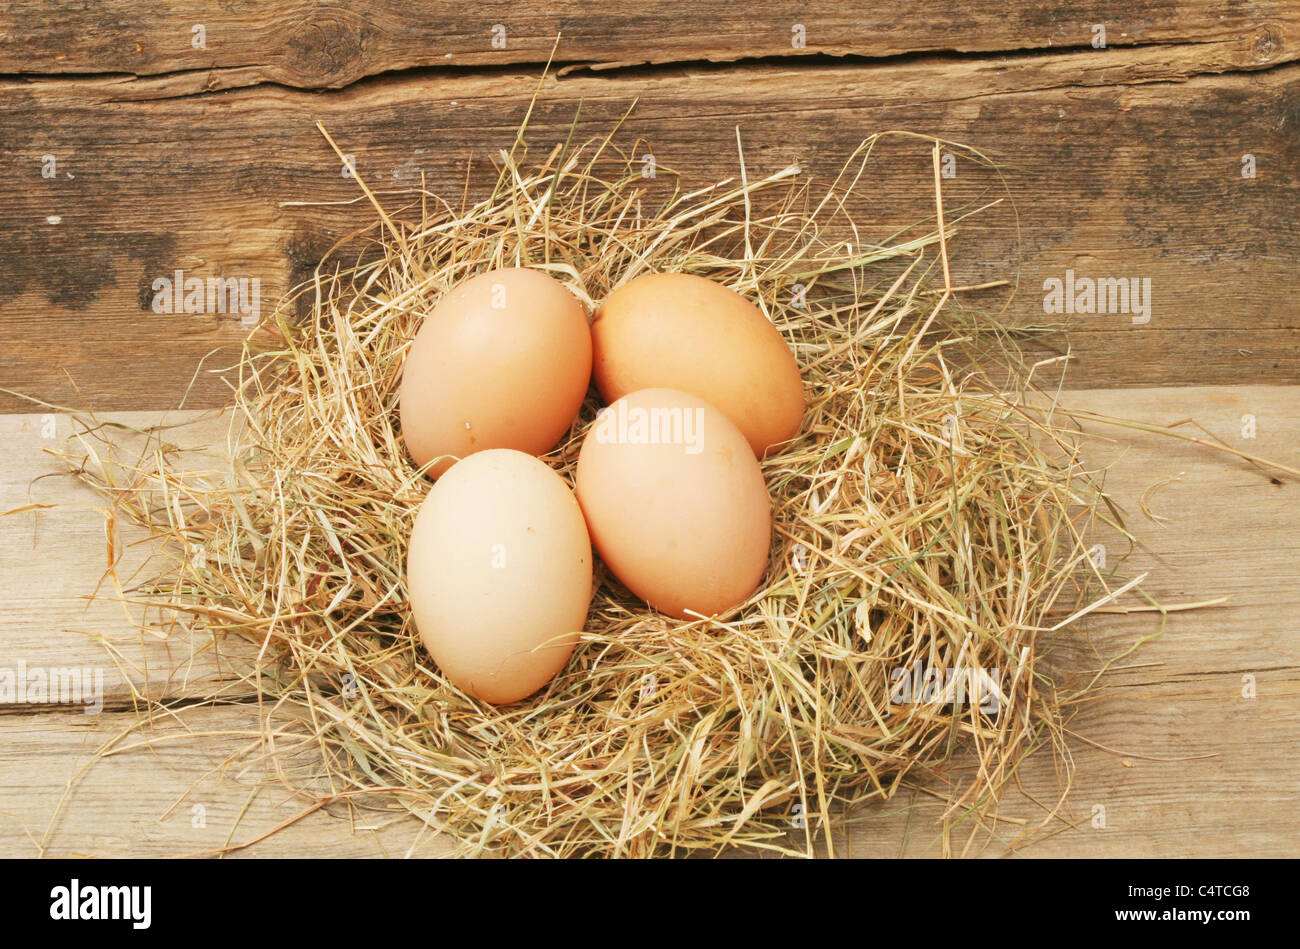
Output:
[{"left": 55, "top": 109, "right": 1135, "bottom": 857}]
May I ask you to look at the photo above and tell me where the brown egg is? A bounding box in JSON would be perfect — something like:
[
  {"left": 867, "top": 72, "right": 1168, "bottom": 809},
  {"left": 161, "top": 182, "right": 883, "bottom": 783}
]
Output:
[
  {"left": 400, "top": 267, "right": 592, "bottom": 478},
  {"left": 575, "top": 388, "right": 772, "bottom": 619},
  {"left": 592, "top": 272, "right": 803, "bottom": 457},
  {"left": 406, "top": 449, "right": 593, "bottom": 704}
]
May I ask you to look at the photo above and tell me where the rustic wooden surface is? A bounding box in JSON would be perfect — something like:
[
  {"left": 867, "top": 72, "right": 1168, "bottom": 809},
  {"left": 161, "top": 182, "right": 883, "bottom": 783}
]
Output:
[
  {"left": 3, "top": 2, "right": 1293, "bottom": 88},
  {"left": 1, "top": 385, "right": 1296, "bottom": 857},
  {"left": 3, "top": 15, "right": 1298, "bottom": 411},
  {"left": 1, "top": 3, "right": 1297, "bottom": 857}
]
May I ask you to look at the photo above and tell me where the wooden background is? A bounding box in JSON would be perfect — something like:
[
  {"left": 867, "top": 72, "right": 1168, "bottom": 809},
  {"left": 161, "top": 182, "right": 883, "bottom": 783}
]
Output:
[{"left": 0, "top": 2, "right": 1297, "bottom": 857}]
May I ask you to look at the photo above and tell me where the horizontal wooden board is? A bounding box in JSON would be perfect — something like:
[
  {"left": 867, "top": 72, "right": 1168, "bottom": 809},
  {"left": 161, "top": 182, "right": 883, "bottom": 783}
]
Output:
[
  {"left": 0, "top": 2, "right": 1293, "bottom": 89},
  {"left": 2, "top": 384, "right": 1297, "bottom": 855},
  {"left": 0, "top": 411, "right": 262, "bottom": 709},
  {"left": 0, "top": 707, "right": 452, "bottom": 857},
  {"left": 2, "top": 52, "right": 1297, "bottom": 413},
  {"left": 2, "top": 671, "right": 1295, "bottom": 858}
]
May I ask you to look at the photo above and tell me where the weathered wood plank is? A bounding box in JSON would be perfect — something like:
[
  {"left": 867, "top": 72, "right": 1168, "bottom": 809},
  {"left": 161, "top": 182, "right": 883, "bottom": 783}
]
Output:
[
  {"left": 1, "top": 385, "right": 1296, "bottom": 855},
  {"left": 0, "top": 1, "right": 1292, "bottom": 89},
  {"left": 0, "top": 707, "right": 451, "bottom": 857},
  {"left": 0, "top": 411, "right": 263, "bottom": 708},
  {"left": 849, "top": 672, "right": 1300, "bottom": 857},
  {"left": 3, "top": 665, "right": 1294, "bottom": 858},
  {"left": 2, "top": 55, "right": 1297, "bottom": 412},
  {"left": 2, "top": 674, "right": 1294, "bottom": 858}
]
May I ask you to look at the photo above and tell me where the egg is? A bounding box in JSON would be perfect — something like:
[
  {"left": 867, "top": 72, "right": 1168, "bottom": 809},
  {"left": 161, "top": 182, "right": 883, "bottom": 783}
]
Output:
[
  {"left": 406, "top": 449, "right": 593, "bottom": 704},
  {"left": 575, "top": 388, "right": 772, "bottom": 619},
  {"left": 591, "top": 272, "right": 804, "bottom": 457},
  {"left": 400, "top": 267, "right": 592, "bottom": 478}
]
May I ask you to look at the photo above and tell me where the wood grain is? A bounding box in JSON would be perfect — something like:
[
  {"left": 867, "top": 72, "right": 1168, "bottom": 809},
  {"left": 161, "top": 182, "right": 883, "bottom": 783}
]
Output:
[
  {"left": 2, "top": 385, "right": 1297, "bottom": 856},
  {"left": 0, "top": 411, "right": 262, "bottom": 710},
  {"left": 3, "top": 52, "right": 1297, "bottom": 412},
  {"left": 0, "top": 1, "right": 1292, "bottom": 89},
  {"left": 0, "top": 708, "right": 451, "bottom": 857}
]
